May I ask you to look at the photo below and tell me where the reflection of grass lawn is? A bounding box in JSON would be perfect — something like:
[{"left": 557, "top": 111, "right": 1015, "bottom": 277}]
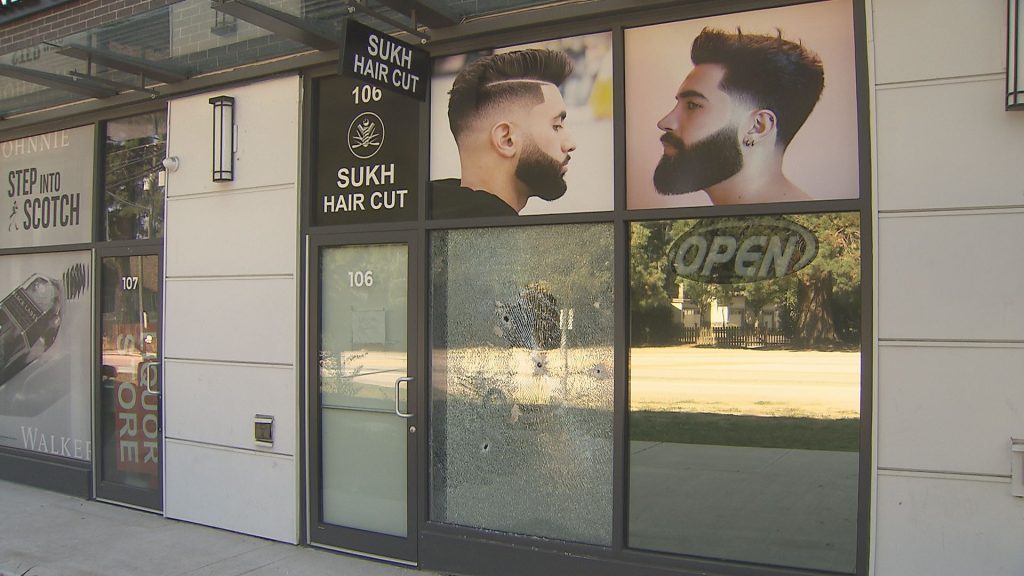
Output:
[{"left": 630, "top": 410, "right": 859, "bottom": 452}]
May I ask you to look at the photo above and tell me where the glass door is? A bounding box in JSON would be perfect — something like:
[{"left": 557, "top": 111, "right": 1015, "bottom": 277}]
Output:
[
  {"left": 95, "top": 252, "right": 162, "bottom": 511},
  {"left": 309, "top": 233, "right": 418, "bottom": 562}
]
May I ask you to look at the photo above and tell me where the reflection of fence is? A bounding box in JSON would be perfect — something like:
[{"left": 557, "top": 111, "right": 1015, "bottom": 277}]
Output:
[{"left": 681, "top": 326, "right": 791, "bottom": 348}]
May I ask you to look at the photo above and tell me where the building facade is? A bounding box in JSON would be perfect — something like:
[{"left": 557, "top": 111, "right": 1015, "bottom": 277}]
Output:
[{"left": 0, "top": 0, "right": 1022, "bottom": 575}]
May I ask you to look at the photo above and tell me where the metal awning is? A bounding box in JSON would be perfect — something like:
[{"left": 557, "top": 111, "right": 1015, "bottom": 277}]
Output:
[
  {"left": 58, "top": 43, "right": 191, "bottom": 84},
  {"left": 211, "top": 0, "right": 339, "bottom": 51},
  {"left": 0, "top": 63, "right": 117, "bottom": 98},
  {"left": 0, "top": 0, "right": 558, "bottom": 120}
]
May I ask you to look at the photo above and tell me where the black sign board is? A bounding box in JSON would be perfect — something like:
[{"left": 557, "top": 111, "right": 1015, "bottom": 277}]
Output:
[
  {"left": 314, "top": 74, "right": 419, "bottom": 226},
  {"left": 339, "top": 18, "right": 429, "bottom": 101}
]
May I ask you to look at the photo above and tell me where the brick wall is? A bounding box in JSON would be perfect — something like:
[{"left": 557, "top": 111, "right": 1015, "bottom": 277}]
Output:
[{"left": 0, "top": 0, "right": 182, "bottom": 55}]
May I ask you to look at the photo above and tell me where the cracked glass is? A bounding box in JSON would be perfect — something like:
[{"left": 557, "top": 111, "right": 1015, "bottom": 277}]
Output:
[{"left": 430, "top": 223, "right": 614, "bottom": 545}]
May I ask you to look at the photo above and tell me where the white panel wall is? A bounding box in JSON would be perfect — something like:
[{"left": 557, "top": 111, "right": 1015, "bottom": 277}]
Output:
[
  {"left": 163, "top": 361, "right": 296, "bottom": 456},
  {"left": 164, "top": 277, "right": 295, "bottom": 364},
  {"left": 165, "top": 441, "right": 296, "bottom": 543},
  {"left": 873, "top": 0, "right": 1024, "bottom": 573},
  {"left": 871, "top": 0, "right": 1004, "bottom": 84},
  {"left": 162, "top": 75, "right": 300, "bottom": 543},
  {"left": 164, "top": 186, "right": 297, "bottom": 276},
  {"left": 876, "top": 80, "right": 1024, "bottom": 211},
  {"left": 876, "top": 474, "right": 1024, "bottom": 575},
  {"left": 877, "top": 211, "right": 1024, "bottom": 340}
]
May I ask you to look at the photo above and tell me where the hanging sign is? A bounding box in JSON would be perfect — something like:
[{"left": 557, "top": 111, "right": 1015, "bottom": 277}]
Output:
[
  {"left": 314, "top": 74, "right": 419, "bottom": 225},
  {"left": 339, "top": 18, "right": 430, "bottom": 101}
]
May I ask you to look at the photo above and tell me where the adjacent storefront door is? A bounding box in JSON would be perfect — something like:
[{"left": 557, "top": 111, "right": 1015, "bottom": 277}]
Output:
[
  {"left": 95, "top": 250, "right": 162, "bottom": 511},
  {"left": 309, "top": 232, "right": 418, "bottom": 563}
]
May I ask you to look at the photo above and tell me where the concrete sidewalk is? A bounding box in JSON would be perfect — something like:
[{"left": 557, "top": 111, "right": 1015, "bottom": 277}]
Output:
[{"left": 0, "top": 480, "right": 438, "bottom": 576}]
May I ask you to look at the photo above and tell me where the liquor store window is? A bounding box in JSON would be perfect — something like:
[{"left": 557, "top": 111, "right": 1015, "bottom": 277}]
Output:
[
  {"left": 102, "top": 110, "right": 168, "bottom": 241},
  {"left": 96, "top": 109, "right": 167, "bottom": 510}
]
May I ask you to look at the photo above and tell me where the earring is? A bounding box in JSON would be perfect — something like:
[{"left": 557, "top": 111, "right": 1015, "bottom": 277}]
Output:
[{"left": 742, "top": 137, "right": 756, "bottom": 147}]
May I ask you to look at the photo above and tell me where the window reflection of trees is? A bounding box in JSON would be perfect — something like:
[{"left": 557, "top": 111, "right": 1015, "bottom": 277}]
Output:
[
  {"left": 631, "top": 213, "right": 861, "bottom": 349},
  {"left": 104, "top": 112, "right": 167, "bottom": 241}
]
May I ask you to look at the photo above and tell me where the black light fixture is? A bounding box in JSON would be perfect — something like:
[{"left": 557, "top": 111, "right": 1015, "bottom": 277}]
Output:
[
  {"left": 1009, "top": 0, "right": 1023, "bottom": 110},
  {"left": 210, "top": 95, "right": 236, "bottom": 181}
]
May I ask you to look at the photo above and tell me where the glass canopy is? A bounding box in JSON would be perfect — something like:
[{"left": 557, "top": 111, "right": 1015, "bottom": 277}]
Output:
[{"left": 0, "top": 0, "right": 561, "bottom": 118}]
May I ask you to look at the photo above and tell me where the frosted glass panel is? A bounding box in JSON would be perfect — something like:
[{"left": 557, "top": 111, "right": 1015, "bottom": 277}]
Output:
[
  {"left": 430, "top": 224, "right": 614, "bottom": 545},
  {"left": 318, "top": 243, "right": 408, "bottom": 536},
  {"left": 321, "top": 408, "right": 407, "bottom": 536}
]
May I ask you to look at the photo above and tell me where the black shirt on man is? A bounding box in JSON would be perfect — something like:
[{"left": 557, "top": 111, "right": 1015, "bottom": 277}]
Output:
[{"left": 430, "top": 178, "right": 518, "bottom": 219}]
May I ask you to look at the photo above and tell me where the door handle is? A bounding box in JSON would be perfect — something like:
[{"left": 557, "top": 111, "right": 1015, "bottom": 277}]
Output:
[
  {"left": 142, "top": 362, "right": 160, "bottom": 396},
  {"left": 394, "top": 376, "right": 413, "bottom": 419}
]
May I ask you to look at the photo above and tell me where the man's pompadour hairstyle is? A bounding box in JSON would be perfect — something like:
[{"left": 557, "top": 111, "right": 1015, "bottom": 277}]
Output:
[
  {"left": 448, "top": 49, "right": 573, "bottom": 141},
  {"left": 691, "top": 27, "right": 824, "bottom": 146}
]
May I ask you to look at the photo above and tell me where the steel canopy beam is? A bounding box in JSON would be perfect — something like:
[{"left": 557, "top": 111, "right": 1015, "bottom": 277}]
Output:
[
  {"left": 67, "top": 71, "right": 161, "bottom": 96},
  {"left": 0, "top": 63, "right": 117, "bottom": 99},
  {"left": 211, "top": 0, "right": 339, "bottom": 51},
  {"left": 58, "top": 43, "right": 190, "bottom": 85}
]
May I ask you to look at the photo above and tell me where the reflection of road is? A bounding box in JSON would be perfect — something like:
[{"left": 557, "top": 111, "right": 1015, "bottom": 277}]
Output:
[
  {"left": 630, "top": 346, "right": 860, "bottom": 418},
  {"left": 629, "top": 441, "right": 857, "bottom": 571}
]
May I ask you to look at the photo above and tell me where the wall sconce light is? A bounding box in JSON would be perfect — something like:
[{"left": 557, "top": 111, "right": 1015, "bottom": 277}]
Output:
[
  {"left": 210, "top": 95, "right": 236, "bottom": 181},
  {"left": 1009, "top": 0, "right": 1024, "bottom": 110}
]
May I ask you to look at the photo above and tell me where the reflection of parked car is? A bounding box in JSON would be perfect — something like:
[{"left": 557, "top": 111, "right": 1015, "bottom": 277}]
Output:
[{"left": 0, "top": 275, "right": 64, "bottom": 386}]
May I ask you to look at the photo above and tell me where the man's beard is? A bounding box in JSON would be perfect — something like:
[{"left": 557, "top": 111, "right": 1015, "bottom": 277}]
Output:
[
  {"left": 516, "top": 140, "right": 569, "bottom": 202},
  {"left": 653, "top": 125, "right": 743, "bottom": 195}
]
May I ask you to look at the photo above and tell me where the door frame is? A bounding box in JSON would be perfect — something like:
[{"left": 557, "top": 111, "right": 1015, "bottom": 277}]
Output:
[
  {"left": 92, "top": 244, "right": 164, "bottom": 512},
  {"left": 306, "top": 229, "right": 420, "bottom": 563}
]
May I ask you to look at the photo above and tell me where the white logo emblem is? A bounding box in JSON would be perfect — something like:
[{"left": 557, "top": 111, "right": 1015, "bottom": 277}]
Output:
[{"left": 347, "top": 112, "right": 385, "bottom": 159}]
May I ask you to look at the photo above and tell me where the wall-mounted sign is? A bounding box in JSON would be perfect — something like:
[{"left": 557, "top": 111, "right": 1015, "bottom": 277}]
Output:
[
  {"left": 314, "top": 74, "right": 419, "bottom": 225},
  {"left": 0, "top": 0, "right": 76, "bottom": 26},
  {"left": 669, "top": 217, "right": 818, "bottom": 284},
  {"left": 2, "top": 125, "right": 95, "bottom": 249},
  {"left": 339, "top": 18, "right": 429, "bottom": 101}
]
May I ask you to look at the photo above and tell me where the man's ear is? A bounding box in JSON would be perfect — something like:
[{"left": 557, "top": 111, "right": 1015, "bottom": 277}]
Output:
[
  {"left": 490, "top": 121, "right": 518, "bottom": 158},
  {"left": 742, "top": 109, "right": 777, "bottom": 146}
]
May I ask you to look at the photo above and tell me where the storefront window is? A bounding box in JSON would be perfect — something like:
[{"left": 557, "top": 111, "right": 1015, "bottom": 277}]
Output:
[
  {"left": 103, "top": 111, "right": 168, "bottom": 241},
  {"left": 430, "top": 223, "right": 614, "bottom": 545},
  {"left": 628, "top": 214, "right": 861, "bottom": 572},
  {"left": 0, "top": 251, "right": 93, "bottom": 460}
]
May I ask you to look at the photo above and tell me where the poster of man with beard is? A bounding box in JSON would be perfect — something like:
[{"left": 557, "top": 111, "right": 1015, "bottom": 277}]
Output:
[
  {"left": 625, "top": 0, "right": 860, "bottom": 208},
  {"left": 429, "top": 33, "right": 614, "bottom": 218}
]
